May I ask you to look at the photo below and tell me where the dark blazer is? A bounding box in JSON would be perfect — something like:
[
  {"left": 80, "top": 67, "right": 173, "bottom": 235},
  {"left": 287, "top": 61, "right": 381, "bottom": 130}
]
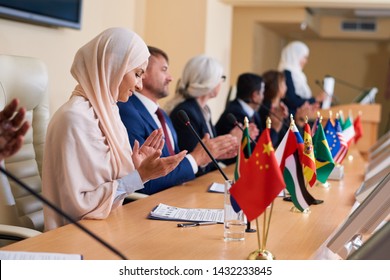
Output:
[
  {"left": 118, "top": 95, "right": 195, "bottom": 195},
  {"left": 283, "top": 70, "right": 316, "bottom": 116},
  {"left": 216, "top": 99, "right": 262, "bottom": 138},
  {"left": 170, "top": 98, "right": 216, "bottom": 152},
  {"left": 216, "top": 99, "right": 279, "bottom": 153},
  {"left": 259, "top": 100, "right": 290, "bottom": 148},
  {"left": 169, "top": 98, "right": 217, "bottom": 174}
]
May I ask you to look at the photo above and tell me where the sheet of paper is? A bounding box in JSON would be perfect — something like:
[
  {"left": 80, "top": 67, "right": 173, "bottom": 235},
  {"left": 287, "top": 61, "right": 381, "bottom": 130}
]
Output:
[
  {"left": 149, "top": 203, "right": 224, "bottom": 223},
  {"left": 208, "top": 182, "right": 225, "bottom": 193}
]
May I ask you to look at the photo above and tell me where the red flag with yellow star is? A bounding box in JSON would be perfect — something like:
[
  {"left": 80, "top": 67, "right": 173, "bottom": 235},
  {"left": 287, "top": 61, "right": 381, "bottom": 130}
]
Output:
[
  {"left": 302, "top": 122, "right": 317, "bottom": 187},
  {"left": 230, "top": 127, "right": 286, "bottom": 222}
]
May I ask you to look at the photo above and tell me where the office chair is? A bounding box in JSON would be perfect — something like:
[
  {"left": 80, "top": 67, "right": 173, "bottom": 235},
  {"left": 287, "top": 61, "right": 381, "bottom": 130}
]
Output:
[{"left": 0, "top": 54, "right": 49, "bottom": 245}]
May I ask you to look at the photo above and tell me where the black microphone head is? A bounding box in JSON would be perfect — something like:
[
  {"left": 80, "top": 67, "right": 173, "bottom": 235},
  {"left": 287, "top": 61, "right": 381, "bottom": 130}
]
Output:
[
  {"left": 177, "top": 110, "right": 190, "bottom": 125},
  {"left": 226, "top": 113, "right": 238, "bottom": 125}
]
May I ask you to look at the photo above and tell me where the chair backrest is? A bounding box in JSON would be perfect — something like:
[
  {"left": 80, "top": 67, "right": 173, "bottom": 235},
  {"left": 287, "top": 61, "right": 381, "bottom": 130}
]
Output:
[{"left": 0, "top": 54, "right": 49, "bottom": 232}]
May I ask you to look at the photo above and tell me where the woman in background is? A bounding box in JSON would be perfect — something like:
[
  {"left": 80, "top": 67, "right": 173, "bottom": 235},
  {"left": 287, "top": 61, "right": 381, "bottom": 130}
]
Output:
[
  {"left": 278, "top": 41, "right": 325, "bottom": 116},
  {"left": 260, "top": 70, "right": 289, "bottom": 147},
  {"left": 261, "top": 70, "right": 309, "bottom": 145},
  {"left": 167, "top": 55, "right": 238, "bottom": 172}
]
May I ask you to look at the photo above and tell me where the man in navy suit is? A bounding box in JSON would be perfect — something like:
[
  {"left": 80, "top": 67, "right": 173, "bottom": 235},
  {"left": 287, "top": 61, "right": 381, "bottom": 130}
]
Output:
[{"left": 118, "top": 46, "right": 235, "bottom": 195}]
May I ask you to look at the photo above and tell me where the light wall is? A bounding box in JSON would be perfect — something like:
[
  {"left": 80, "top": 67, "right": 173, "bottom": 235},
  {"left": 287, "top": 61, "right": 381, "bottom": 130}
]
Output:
[
  {"left": 231, "top": 6, "right": 390, "bottom": 136},
  {"left": 0, "top": 0, "right": 139, "bottom": 115},
  {"left": 142, "top": 0, "right": 232, "bottom": 122},
  {"left": 0, "top": 0, "right": 232, "bottom": 124},
  {"left": 1, "top": 0, "right": 388, "bottom": 135}
]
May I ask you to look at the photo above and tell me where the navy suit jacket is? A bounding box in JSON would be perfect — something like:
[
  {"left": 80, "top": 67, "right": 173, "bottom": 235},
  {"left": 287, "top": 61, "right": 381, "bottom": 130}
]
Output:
[
  {"left": 216, "top": 99, "right": 280, "bottom": 156},
  {"left": 118, "top": 95, "right": 195, "bottom": 195},
  {"left": 215, "top": 99, "right": 262, "bottom": 137},
  {"left": 170, "top": 98, "right": 218, "bottom": 174},
  {"left": 283, "top": 70, "right": 316, "bottom": 115}
]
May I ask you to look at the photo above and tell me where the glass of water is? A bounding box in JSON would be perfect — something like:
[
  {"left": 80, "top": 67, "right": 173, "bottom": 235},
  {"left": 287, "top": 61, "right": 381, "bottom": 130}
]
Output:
[{"left": 224, "top": 180, "right": 246, "bottom": 241}]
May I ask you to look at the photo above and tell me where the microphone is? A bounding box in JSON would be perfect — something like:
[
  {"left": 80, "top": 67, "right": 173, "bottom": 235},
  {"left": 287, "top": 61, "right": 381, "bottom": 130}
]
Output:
[
  {"left": 259, "top": 104, "right": 289, "bottom": 129},
  {"left": 326, "top": 75, "right": 365, "bottom": 91},
  {"left": 315, "top": 79, "right": 330, "bottom": 95},
  {"left": 177, "top": 110, "right": 229, "bottom": 181},
  {"left": 323, "top": 75, "right": 375, "bottom": 103},
  {"left": 226, "top": 113, "right": 257, "bottom": 145},
  {"left": 0, "top": 166, "right": 127, "bottom": 260},
  {"left": 315, "top": 79, "right": 340, "bottom": 105}
]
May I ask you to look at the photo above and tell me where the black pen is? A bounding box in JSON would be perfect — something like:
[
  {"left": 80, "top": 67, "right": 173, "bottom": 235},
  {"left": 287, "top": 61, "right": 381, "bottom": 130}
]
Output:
[{"left": 177, "top": 221, "right": 218, "bottom": 228}]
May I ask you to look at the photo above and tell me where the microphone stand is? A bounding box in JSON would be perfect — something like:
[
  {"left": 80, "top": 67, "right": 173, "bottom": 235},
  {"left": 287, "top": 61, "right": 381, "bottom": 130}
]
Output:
[
  {"left": 0, "top": 166, "right": 127, "bottom": 260},
  {"left": 259, "top": 104, "right": 290, "bottom": 130},
  {"left": 315, "top": 80, "right": 340, "bottom": 105},
  {"left": 329, "top": 75, "right": 365, "bottom": 91},
  {"left": 326, "top": 75, "right": 377, "bottom": 104},
  {"left": 178, "top": 111, "right": 229, "bottom": 181}
]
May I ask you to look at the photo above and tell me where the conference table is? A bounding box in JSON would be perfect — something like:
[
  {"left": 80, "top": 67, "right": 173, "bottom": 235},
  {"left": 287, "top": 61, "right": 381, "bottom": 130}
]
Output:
[{"left": 1, "top": 150, "right": 366, "bottom": 260}]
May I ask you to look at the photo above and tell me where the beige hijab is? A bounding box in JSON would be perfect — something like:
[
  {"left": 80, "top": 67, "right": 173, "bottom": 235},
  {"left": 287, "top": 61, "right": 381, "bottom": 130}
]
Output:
[
  {"left": 71, "top": 27, "right": 150, "bottom": 177},
  {"left": 278, "top": 41, "right": 312, "bottom": 99}
]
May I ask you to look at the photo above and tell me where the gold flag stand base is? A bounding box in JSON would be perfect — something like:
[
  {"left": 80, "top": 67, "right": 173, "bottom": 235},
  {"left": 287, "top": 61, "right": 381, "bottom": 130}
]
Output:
[
  {"left": 248, "top": 249, "right": 275, "bottom": 260},
  {"left": 290, "top": 206, "right": 311, "bottom": 214}
]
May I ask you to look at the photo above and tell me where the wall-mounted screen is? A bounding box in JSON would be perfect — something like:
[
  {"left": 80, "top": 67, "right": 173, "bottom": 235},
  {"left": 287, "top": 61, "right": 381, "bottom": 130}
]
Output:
[{"left": 0, "top": 0, "right": 82, "bottom": 29}]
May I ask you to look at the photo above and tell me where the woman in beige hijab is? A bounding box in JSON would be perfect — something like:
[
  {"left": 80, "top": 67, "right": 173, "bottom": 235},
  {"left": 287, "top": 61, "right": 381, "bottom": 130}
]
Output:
[{"left": 43, "top": 28, "right": 186, "bottom": 230}]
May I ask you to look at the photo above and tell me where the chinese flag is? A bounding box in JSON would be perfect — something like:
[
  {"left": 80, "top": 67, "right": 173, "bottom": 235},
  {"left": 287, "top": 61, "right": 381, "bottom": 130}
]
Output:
[{"left": 230, "top": 128, "right": 285, "bottom": 222}]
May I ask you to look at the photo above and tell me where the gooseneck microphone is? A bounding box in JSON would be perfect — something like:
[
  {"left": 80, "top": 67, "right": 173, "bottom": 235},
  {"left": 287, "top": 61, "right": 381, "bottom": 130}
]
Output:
[
  {"left": 315, "top": 79, "right": 330, "bottom": 95},
  {"left": 177, "top": 110, "right": 229, "bottom": 181},
  {"left": 0, "top": 166, "right": 127, "bottom": 260},
  {"left": 315, "top": 79, "right": 340, "bottom": 104},
  {"left": 226, "top": 113, "right": 257, "bottom": 145},
  {"left": 326, "top": 75, "right": 365, "bottom": 91},
  {"left": 259, "top": 104, "right": 290, "bottom": 130}
]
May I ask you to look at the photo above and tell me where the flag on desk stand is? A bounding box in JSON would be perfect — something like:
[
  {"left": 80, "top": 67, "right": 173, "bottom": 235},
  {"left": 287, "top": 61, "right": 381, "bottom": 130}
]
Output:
[
  {"left": 312, "top": 117, "right": 335, "bottom": 184},
  {"left": 341, "top": 112, "right": 356, "bottom": 147},
  {"left": 353, "top": 112, "right": 363, "bottom": 144},
  {"left": 324, "top": 116, "right": 348, "bottom": 165},
  {"left": 230, "top": 125, "right": 285, "bottom": 221},
  {"left": 275, "top": 117, "right": 316, "bottom": 212},
  {"left": 338, "top": 110, "right": 345, "bottom": 129},
  {"left": 311, "top": 112, "right": 321, "bottom": 137},
  {"left": 230, "top": 116, "right": 252, "bottom": 232},
  {"left": 234, "top": 117, "right": 252, "bottom": 183},
  {"left": 334, "top": 116, "right": 348, "bottom": 164},
  {"left": 302, "top": 119, "right": 317, "bottom": 187}
]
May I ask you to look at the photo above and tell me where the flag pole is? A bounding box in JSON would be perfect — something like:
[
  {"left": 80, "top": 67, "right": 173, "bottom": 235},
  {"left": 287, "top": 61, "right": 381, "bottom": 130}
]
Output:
[
  {"left": 262, "top": 207, "right": 267, "bottom": 251},
  {"left": 262, "top": 118, "right": 275, "bottom": 257},
  {"left": 243, "top": 117, "right": 256, "bottom": 233},
  {"left": 255, "top": 218, "right": 262, "bottom": 251},
  {"left": 263, "top": 202, "right": 274, "bottom": 249},
  {"left": 248, "top": 117, "right": 275, "bottom": 260}
]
